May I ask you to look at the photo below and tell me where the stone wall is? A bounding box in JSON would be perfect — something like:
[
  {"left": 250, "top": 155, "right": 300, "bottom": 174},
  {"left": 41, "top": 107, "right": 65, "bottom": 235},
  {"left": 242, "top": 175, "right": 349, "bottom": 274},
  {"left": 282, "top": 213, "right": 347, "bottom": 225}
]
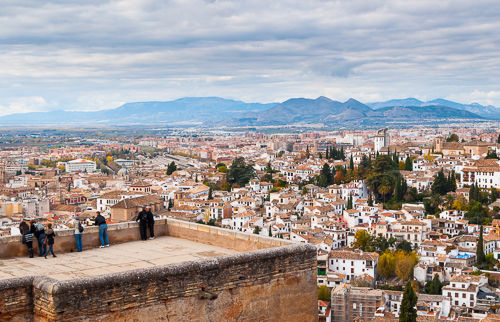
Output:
[
  {"left": 0, "top": 276, "right": 34, "bottom": 321},
  {"left": 0, "top": 218, "right": 290, "bottom": 259},
  {"left": 0, "top": 220, "right": 318, "bottom": 321}
]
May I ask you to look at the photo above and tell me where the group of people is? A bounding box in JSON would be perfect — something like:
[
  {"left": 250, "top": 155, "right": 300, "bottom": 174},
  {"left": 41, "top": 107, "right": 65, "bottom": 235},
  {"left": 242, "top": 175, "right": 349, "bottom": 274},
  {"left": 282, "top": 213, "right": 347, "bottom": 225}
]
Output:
[
  {"left": 136, "top": 206, "right": 155, "bottom": 240},
  {"left": 19, "top": 207, "right": 155, "bottom": 258},
  {"left": 19, "top": 220, "right": 56, "bottom": 259}
]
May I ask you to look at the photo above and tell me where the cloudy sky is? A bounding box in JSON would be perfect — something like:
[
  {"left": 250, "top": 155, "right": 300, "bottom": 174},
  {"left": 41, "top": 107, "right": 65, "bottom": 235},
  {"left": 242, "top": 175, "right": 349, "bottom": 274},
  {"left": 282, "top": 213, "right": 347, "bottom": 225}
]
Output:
[{"left": 1, "top": 0, "right": 500, "bottom": 115}]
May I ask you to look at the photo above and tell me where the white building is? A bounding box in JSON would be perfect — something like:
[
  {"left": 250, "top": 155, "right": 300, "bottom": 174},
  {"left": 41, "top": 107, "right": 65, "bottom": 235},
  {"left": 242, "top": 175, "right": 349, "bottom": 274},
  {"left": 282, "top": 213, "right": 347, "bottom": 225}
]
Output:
[
  {"left": 65, "top": 159, "right": 97, "bottom": 173},
  {"left": 442, "top": 275, "right": 487, "bottom": 309},
  {"left": 374, "top": 128, "right": 390, "bottom": 153},
  {"left": 328, "top": 250, "right": 379, "bottom": 283}
]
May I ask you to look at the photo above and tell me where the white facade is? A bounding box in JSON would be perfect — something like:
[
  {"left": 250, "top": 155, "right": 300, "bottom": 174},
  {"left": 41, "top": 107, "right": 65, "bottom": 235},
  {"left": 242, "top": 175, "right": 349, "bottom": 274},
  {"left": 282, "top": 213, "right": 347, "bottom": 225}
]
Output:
[{"left": 65, "top": 159, "right": 97, "bottom": 173}]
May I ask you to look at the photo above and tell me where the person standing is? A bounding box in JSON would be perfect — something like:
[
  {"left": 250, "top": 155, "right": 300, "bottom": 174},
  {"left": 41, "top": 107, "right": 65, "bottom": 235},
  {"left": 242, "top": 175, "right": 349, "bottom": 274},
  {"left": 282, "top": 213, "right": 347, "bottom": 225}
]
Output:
[
  {"left": 31, "top": 220, "right": 46, "bottom": 257},
  {"left": 44, "top": 223, "right": 56, "bottom": 258},
  {"left": 74, "top": 216, "right": 84, "bottom": 252},
  {"left": 19, "top": 221, "right": 34, "bottom": 258},
  {"left": 146, "top": 206, "right": 155, "bottom": 240},
  {"left": 136, "top": 207, "right": 148, "bottom": 241},
  {"left": 94, "top": 211, "right": 109, "bottom": 248}
]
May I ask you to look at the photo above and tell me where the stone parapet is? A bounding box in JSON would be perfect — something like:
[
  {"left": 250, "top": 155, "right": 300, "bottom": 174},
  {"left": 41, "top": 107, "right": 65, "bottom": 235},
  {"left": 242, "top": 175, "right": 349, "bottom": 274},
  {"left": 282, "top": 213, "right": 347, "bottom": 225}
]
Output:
[{"left": 0, "top": 219, "right": 318, "bottom": 321}]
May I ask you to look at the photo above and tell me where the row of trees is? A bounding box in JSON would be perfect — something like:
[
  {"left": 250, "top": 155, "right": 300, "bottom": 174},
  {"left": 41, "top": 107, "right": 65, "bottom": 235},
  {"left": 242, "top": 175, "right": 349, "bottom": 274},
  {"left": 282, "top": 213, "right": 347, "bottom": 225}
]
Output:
[{"left": 352, "top": 230, "right": 414, "bottom": 254}]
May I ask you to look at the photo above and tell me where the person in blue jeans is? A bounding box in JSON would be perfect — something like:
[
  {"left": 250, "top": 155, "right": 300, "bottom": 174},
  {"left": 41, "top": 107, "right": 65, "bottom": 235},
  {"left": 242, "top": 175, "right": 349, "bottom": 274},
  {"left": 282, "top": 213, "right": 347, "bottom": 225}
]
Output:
[
  {"left": 74, "top": 216, "right": 83, "bottom": 252},
  {"left": 94, "top": 211, "right": 109, "bottom": 248},
  {"left": 44, "top": 223, "right": 57, "bottom": 259},
  {"left": 31, "top": 220, "right": 47, "bottom": 256}
]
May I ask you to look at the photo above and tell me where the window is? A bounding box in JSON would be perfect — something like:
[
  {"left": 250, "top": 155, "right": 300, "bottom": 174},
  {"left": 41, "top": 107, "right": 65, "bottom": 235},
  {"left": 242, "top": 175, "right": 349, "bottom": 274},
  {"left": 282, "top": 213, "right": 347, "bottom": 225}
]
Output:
[{"left": 462, "top": 293, "right": 466, "bottom": 298}]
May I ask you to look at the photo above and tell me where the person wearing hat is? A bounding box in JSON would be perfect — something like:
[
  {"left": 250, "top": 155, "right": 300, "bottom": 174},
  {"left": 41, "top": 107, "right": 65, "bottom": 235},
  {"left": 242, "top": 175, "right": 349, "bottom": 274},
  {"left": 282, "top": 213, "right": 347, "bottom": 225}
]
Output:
[
  {"left": 74, "top": 216, "right": 84, "bottom": 252},
  {"left": 145, "top": 205, "right": 155, "bottom": 240},
  {"left": 136, "top": 207, "right": 149, "bottom": 241}
]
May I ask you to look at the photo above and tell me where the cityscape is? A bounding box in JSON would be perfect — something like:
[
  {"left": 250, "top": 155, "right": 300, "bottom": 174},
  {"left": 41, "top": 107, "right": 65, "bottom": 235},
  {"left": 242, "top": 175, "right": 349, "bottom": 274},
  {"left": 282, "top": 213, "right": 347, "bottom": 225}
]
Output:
[{"left": 1, "top": 1, "right": 500, "bottom": 321}]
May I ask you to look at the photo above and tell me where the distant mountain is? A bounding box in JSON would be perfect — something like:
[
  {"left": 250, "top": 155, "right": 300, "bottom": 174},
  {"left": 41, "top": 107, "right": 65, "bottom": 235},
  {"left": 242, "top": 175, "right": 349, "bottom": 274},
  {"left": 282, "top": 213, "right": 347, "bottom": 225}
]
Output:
[
  {"left": 367, "top": 105, "right": 482, "bottom": 120},
  {"left": 228, "top": 97, "right": 372, "bottom": 125},
  {"left": 225, "top": 97, "right": 484, "bottom": 126},
  {"left": 0, "top": 97, "right": 276, "bottom": 125},
  {"left": 368, "top": 98, "right": 500, "bottom": 119}
]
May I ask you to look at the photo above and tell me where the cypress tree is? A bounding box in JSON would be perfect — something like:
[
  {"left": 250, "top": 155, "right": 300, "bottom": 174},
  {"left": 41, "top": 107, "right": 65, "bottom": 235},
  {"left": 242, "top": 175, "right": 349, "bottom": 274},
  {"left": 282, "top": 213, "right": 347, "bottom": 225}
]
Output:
[
  {"left": 368, "top": 194, "right": 374, "bottom": 206},
  {"left": 394, "top": 177, "right": 402, "bottom": 201},
  {"left": 477, "top": 225, "right": 485, "bottom": 267},
  {"left": 347, "top": 195, "right": 353, "bottom": 209},
  {"left": 400, "top": 281, "right": 417, "bottom": 322},
  {"left": 405, "top": 157, "right": 413, "bottom": 171},
  {"left": 498, "top": 134, "right": 500, "bottom": 144},
  {"left": 393, "top": 152, "right": 399, "bottom": 166},
  {"left": 208, "top": 186, "right": 213, "bottom": 200},
  {"left": 340, "top": 146, "right": 345, "bottom": 160},
  {"left": 349, "top": 155, "right": 354, "bottom": 170}
]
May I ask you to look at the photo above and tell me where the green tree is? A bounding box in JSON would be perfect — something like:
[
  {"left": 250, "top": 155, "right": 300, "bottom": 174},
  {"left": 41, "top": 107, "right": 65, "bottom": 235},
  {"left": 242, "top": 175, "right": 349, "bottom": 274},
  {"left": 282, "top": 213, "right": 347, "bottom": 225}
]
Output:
[
  {"left": 477, "top": 225, "right": 486, "bottom": 267},
  {"left": 317, "top": 163, "right": 332, "bottom": 187},
  {"left": 227, "top": 157, "right": 256, "bottom": 187},
  {"left": 466, "top": 201, "right": 488, "bottom": 225},
  {"left": 208, "top": 186, "right": 213, "bottom": 200},
  {"left": 268, "top": 226, "right": 272, "bottom": 237},
  {"left": 491, "top": 189, "right": 497, "bottom": 203},
  {"left": 397, "top": 240, "right": 413, "bottom": 253},
  {"left": 498, "top": 134, "right": 500, "bottom": 144},
  {"left": 353, "top": 230, "right": 373, "bottom": 252},
  {"left": 400, "top": 281, "right": 417, "bottom": 322},
  {"left": 366, "top": 154, "right": 399, "bottom": 203},
  {"left": 367, "top": 194, "right": 374, "bottom": 206},
  {"left": 349, "top": 155, "right": 354, "bottom": 170},
  {"left": 446, "top": 133, "right": 459, "bottom": 142},
  {"left": 485, "top": 150, "right": 499, "bottom": 159},
  {"left": 431, "top": 170, "right": 448, "bottom": 195},
  {"left": 347, "top": 195, "right": 353, "bottom": 209},
  {"left": 166, "top": 161, "right": 177, "bottom": 175},
  {"left": 265, "top": 161, "right": 274, "bottom": 173},
  {"left": 425, "top": 274, "right": 443, "bottom": 295},
  {"left": 404, "top": 157, "right": 413, "bottom": 171},
  {"left": 253, "top": 226, "right": 261, "bottom": 234},
  {"left": 317, "top": 285, "right": 331, "bottom": 301}
]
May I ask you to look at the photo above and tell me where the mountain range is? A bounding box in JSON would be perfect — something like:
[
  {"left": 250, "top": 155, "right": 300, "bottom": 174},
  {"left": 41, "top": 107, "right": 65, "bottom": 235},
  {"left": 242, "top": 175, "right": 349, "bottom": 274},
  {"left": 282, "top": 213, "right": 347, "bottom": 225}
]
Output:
[
  {"left": 368, "top": 98, "right": 500, "bottom": 119},
  {"left": 0, "top": 96, "right": 497, "bottom": 127}
]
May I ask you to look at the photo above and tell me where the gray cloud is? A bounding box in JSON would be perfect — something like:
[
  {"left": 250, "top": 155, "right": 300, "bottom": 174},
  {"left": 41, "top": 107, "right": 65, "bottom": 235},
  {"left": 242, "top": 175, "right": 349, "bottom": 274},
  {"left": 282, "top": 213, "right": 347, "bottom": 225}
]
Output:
[{"left": 0, "top": 0, "right": 500, "bottom": 114}]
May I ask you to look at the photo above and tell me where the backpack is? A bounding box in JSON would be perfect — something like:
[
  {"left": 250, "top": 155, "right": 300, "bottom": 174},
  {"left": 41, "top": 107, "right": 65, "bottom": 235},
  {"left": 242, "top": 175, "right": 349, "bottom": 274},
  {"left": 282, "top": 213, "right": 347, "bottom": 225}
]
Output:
[
  {"left": 78, "top": 222, "right": 84, "bottom": 233},
  {"left": 35, "top": 222, "right": 44, "bottom": 233}
]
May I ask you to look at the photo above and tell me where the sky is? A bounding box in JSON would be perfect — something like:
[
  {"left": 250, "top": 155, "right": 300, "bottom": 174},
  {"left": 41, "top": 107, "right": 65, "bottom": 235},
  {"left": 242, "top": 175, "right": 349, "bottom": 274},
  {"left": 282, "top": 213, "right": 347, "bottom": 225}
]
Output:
[{"left": 1, "top": 0, "right": 500, "bottom": 115}]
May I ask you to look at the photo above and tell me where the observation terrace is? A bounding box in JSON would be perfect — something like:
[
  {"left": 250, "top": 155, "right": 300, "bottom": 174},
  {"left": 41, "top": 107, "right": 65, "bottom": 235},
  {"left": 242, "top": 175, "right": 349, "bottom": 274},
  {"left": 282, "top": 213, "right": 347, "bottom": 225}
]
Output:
[{"left": 0, "top": 218, "right": 317, "bottom": 321}]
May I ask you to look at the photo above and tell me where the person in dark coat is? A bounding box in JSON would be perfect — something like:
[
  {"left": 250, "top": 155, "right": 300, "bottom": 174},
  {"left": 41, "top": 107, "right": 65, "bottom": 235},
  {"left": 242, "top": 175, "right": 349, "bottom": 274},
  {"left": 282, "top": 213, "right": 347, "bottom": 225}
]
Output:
[
  {"left": 19, "top": 221, "right": 34, "bottom": 258},
  {"left": 136, "top": 207, "right": 148, "bottom": 240},
  {"left": 43, "top": 223, "right": 56, "bottom": 258},
  {"left": 145, "top": 206, "right": 155, "bottom": 240},
  {"left": 94, "top": 211, "right": 109, "bottom": 248}
]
